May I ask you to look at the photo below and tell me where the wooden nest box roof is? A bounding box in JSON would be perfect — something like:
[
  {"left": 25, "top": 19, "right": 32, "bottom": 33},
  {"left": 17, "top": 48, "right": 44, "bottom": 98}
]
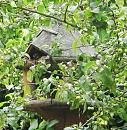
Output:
[{"left": 26, "top": 26, "right": 96, "bottom": 60}]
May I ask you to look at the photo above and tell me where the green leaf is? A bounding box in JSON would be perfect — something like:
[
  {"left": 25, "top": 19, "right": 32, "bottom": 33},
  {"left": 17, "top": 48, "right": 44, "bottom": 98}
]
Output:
[
  {"left": 83, "top": 61, "right": 96, "bottom": 70},
  {"left": 15, "top": 106, "right": 24, "bottom": 111},
  {"left": 97, "top": 28, "right": 108, "bottom": 42},
  {"left": 54, "top": 0, "right": 59, "bottom": 4},
  {"left": 98, "top": 67, "right": 116, "bottom": 92},
  {"left": 38, "top": 120, "right": 47, "bottom": 129},
  {"left": 6, "top": 84, "right": 13, "bottom": 90},
  {"left": 23, "top": 0, "right": 28, "bottom": 5},
  {"left": 7, "top": 117, "right": 19, "bottom": 129},
  {"left": 44, "top": 83, "right": 51, "bottom": 93},
  {"left": 10, "top": 1, "right": 17, "bottom": 7},
  {"left": 92, "top": 7, "right": 100, "bottom": 13},
  {"left": 0, "top": 102, "right": 7, "bottom": 107},
  {"left": 72, "top": 39, "right": 78, "bottom": 53},
  {"left": 28, "top": 119, "right": 38, "bottom": 130},
  {"left": 0, "top": 41, "right": 4, "bottom": 48},
  {"left": 46, "top": 120, "right": 59, "bottom": 129},
  {"left": 115, "top": 0, "right": 124, "bottom": 7},
  {"left": 42, "top": 18, "right": 50, "bottom": 26},
  {"left": 22, "top": 29, "right": 29, "bottom": 37},
  {"left": 117, "top": 108, "right": 127, "bottom": 121},
  {"left": 107, "top": 20, "right": 114, "bottom": 26},
  {"left": 0, "top": 110, "right": 6, "bottom": 129},
  {"left": 5, "top": 93, "right": 14, "bottom": 100},
  {"left": 84, "top": 9, "right": 93, "bottom": 18},
  {"left": 6, "top": 39, "right": 18, "bottom": 48},
  {"left": 64, "top": 127, "right": 74, "bottom": 130},
  {"left": 37, "top": 4, "right": 44, "bottom": 13},
  {"left": 83, "top": 101, "right": 87, "bottom": 113},
  {"left": 27, "top": 70, "right": 33, "bottom": 82}
]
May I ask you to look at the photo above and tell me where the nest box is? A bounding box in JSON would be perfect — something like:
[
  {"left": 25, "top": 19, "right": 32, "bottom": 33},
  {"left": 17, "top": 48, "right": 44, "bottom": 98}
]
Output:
[{"left": 22, "top": 26, "right": 96, "bottom": 130}]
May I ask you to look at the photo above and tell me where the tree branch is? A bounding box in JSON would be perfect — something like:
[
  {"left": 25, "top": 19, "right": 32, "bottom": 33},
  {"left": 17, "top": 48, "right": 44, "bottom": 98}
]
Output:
[
  {"left": 64, "top": 5, "right": 68, "bottom": 22},
  {"left": 18, "top": 7, "right": 81, "bottom": 30}
]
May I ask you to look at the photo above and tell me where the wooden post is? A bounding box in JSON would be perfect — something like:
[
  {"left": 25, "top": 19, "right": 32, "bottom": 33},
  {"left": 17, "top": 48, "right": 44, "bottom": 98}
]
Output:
[
  {"left": 23, "top": 69, "right": 31, "bottom": 97},
  {"left": 22, "top": 57, "right": 32, "bottom": 98}
]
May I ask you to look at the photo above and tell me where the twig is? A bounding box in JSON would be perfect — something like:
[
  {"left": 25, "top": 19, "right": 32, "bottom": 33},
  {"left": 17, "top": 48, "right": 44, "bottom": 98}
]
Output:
[
  {"left": 18, "top": 7, "right": 81, "bottom": 30},
  {"left": 82, "top": 111, "right": 100, "bottom": 130},
  {"left": 64, "top": 5, "right": 68, "bottom": 22},
  {"left": 82, "top": 116, "right": 94, "bottom": 128},
  {"left": 117, "top": 125, "right": 127, "bottom": 129}
]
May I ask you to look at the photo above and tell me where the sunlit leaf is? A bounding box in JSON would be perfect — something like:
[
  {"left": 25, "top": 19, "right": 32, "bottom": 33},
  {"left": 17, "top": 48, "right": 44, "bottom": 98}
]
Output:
[
  {"left": 38, "top": 120, "right": 47, "bottom": 129},
  {"left": 28, "top": 119, "right": 38, "bottom": 130},
  {"left": 10, "top": 1, "right": 17, "bottom": 7},
  {"left": 23, "top": 0, "right": 28, "bottom": 5},
  {"left": 6, "top": 84, "right": 13, "bottom": 90},
  {"left": 37, "top": 4, "right": 45, "bottom": 13},
  {"left": 115, "top": 0, "right": 124, "bottom": 7},
  {"left": 22, "top": 29, "right": 29, "bottom": 37},
  {"left": 92, "top": 7, "right": 100, "bottom": 13},
  {"left": 46, "top": 120, "right": 59, "bottom": 128},
  {"left": 0, "top": 102, "right": 7, "bottom": 107},
  {"left": 15, "top": 106, "right": 24, "bottom": 111}
]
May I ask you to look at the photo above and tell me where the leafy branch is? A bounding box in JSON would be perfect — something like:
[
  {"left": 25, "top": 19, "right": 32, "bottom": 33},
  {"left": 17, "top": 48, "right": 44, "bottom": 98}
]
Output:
[{"left": 18, "top": 7, "right": 81, "bottom": 30}]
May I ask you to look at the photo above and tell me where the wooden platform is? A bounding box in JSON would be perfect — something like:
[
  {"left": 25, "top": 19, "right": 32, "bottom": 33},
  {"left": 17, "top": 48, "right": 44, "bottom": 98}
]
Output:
[{"left": 25, "top": 99, "right": 92, "bottom": 130}]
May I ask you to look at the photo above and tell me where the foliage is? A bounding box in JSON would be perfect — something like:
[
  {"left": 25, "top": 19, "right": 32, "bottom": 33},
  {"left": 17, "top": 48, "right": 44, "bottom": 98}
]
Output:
[{"left": 0, "top": 0, "right": 127, "bottom": 130}]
